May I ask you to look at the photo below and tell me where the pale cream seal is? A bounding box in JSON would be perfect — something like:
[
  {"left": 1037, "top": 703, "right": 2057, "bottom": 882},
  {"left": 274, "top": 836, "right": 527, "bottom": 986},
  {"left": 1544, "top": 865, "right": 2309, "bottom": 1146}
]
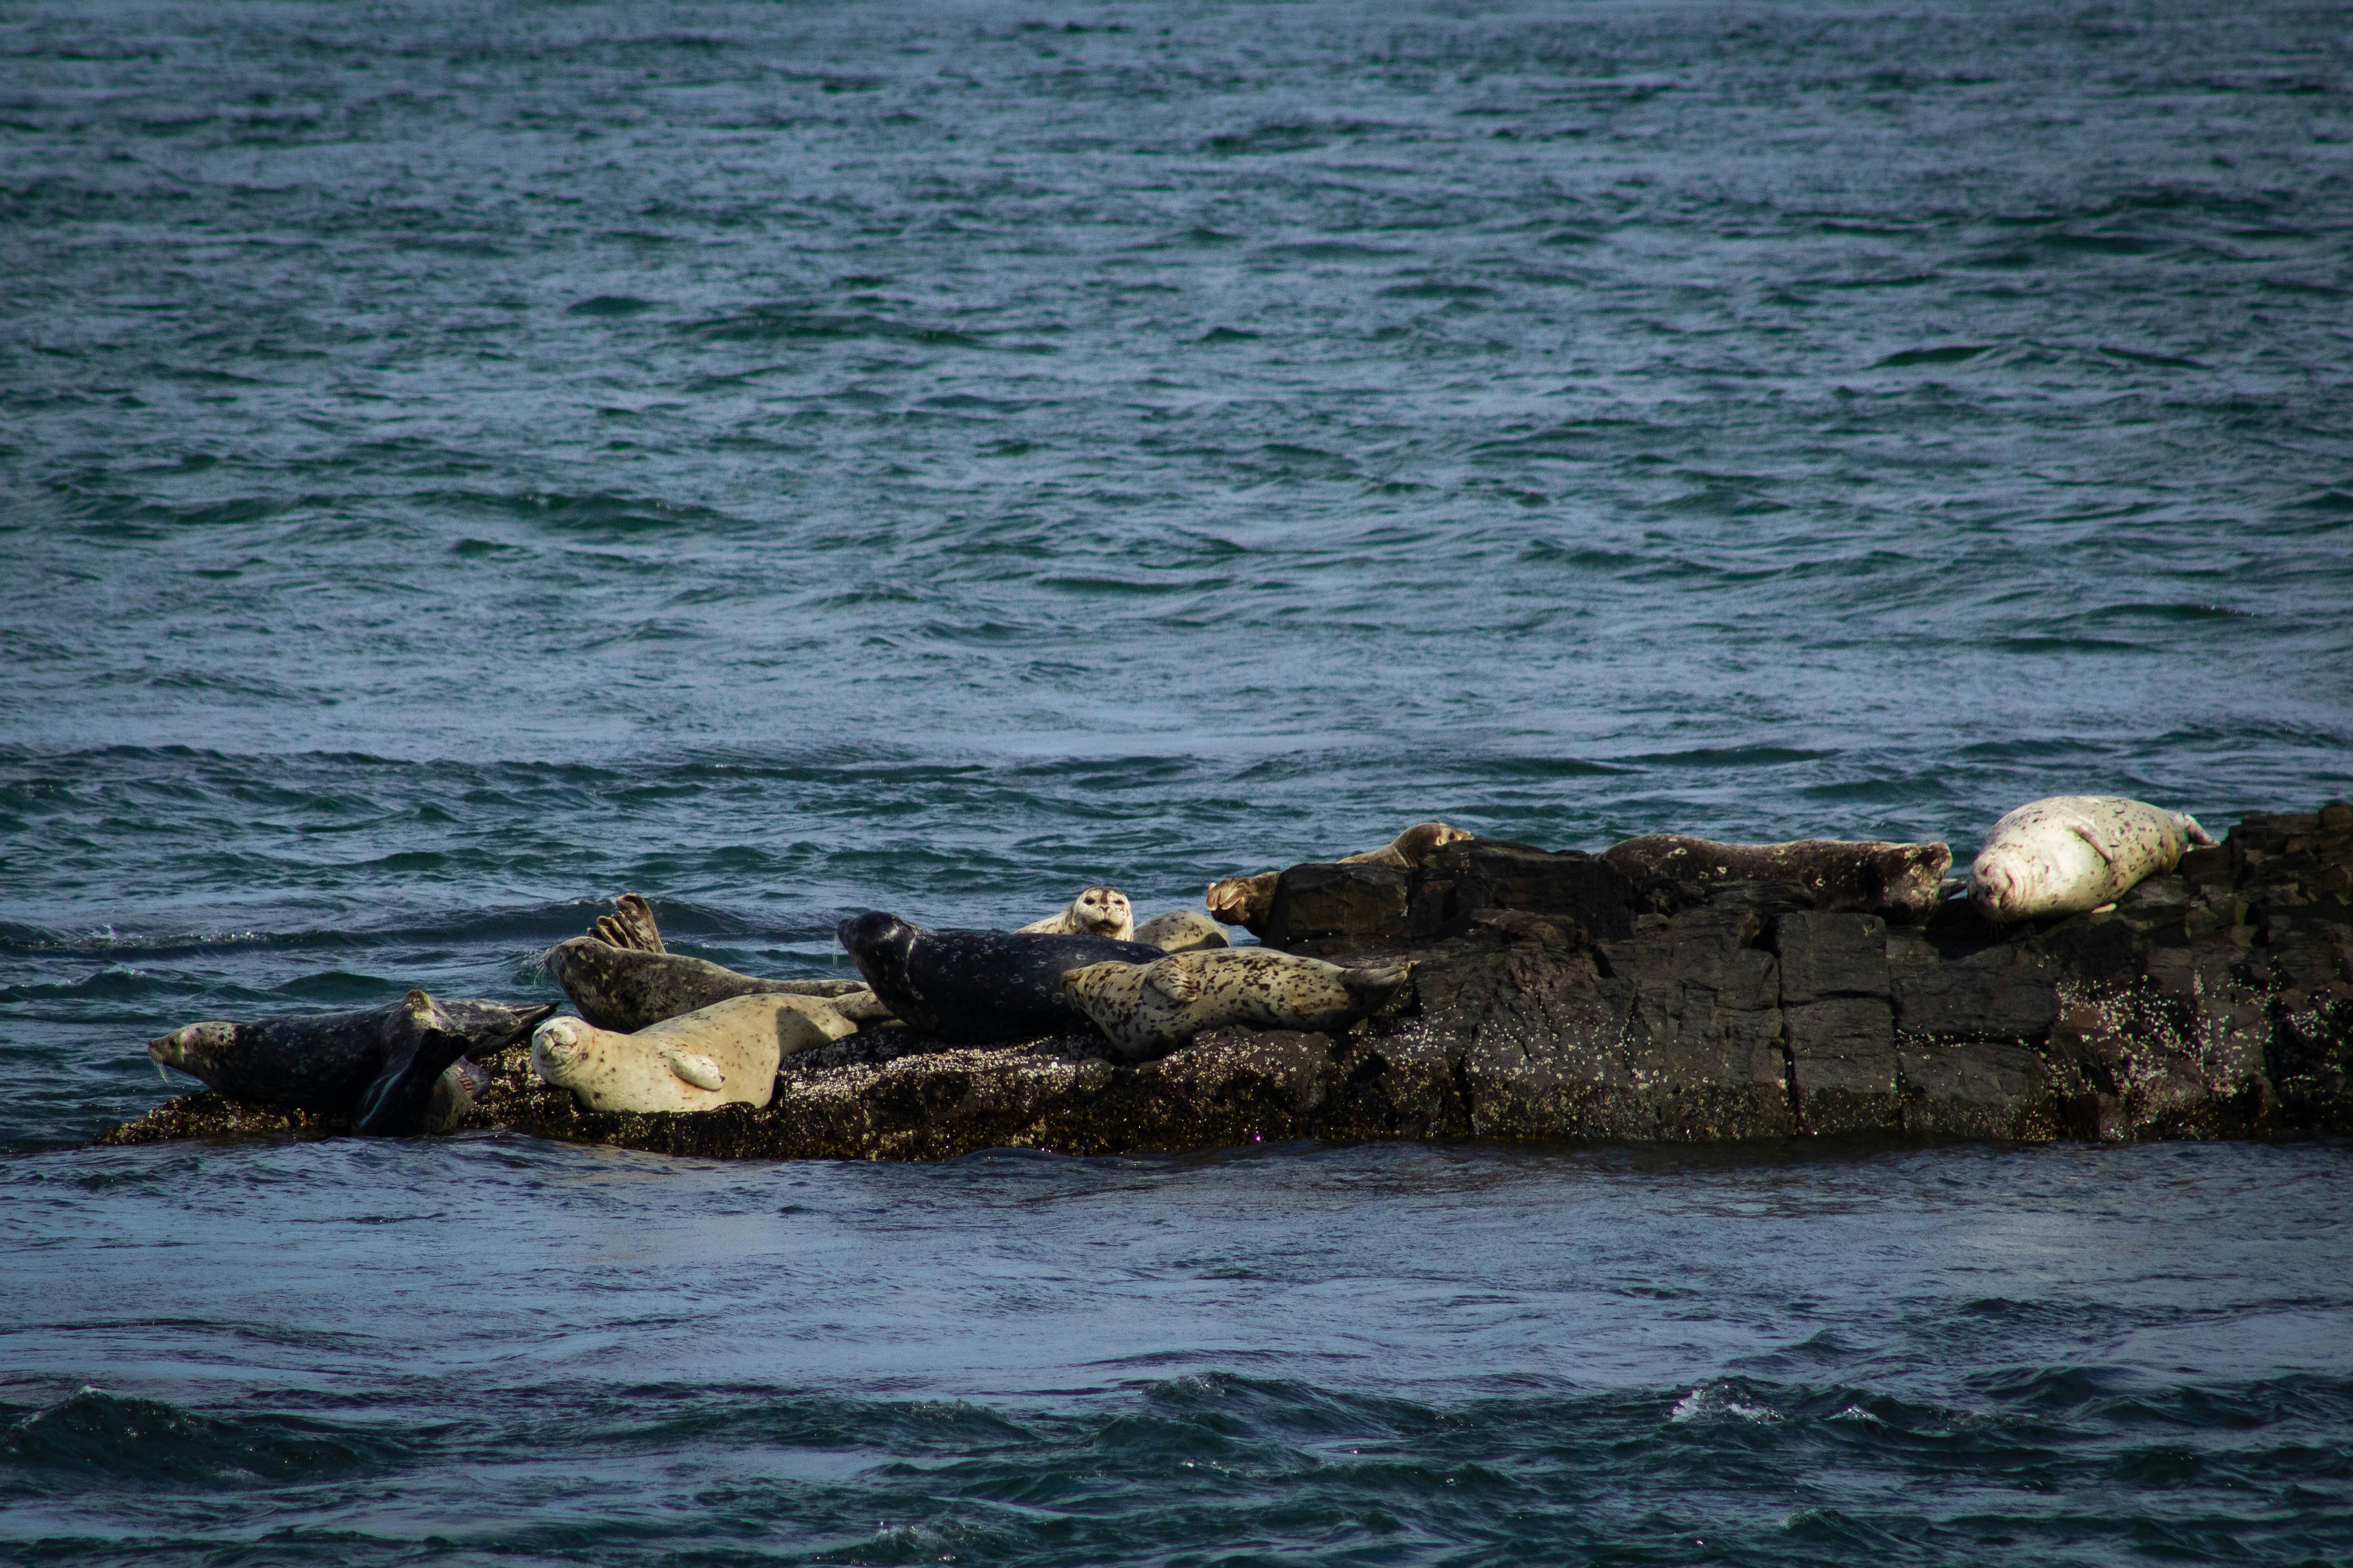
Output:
[
  {"left": 1968, "top": 794, "right": 2213, "bottom": 922},
  {"left": 530, "top": 993, "right": 855, "bottom": 1114}
]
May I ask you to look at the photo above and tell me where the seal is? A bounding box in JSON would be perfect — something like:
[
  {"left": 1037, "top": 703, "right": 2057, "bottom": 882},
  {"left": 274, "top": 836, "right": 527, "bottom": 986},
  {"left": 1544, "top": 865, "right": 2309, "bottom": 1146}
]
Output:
[
  {"left": 1599, "top": 835, "right": 1952, "bottom": 918},
  {"left": 1969, "top": 795, "right": 2213, "bottom": 923},
  {"left": 1061, "top": 948, "right": 1417, "bottom": 1062},
  {"left": 147, "top": 991, "right": 555, "bottom": 1135},
  {"left": 1208, "top": 823, "right": 1473, "bottom": 933},
  {"left": 836, "top": 912, "right": 1170, "bottom": 1042},
  {"left": 1133, "top": 909, "right": 1230, "bottom": 952},
  {"left": 530, "top": 992, "right": 850, "bottom": 1114},
  {"left": 1018, "top": 886, "right": 1135, "bottom": 941},
  {"left": 545, "top": 894, "right": 877, "bottom": 1032}
]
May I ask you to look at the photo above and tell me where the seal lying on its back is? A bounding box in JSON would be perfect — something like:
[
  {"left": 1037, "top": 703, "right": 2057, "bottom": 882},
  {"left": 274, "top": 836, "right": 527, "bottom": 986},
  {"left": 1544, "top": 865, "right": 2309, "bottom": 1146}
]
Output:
[
  {"left": 1968, "top": 795, "right": 2212, "bottom": 923},
  {"left": 837, "top": 912, "right": 1169, "bottom": 1042},
  {"left": 1062, "top": 949, "right": 1417, "bottom": 1062},
  {"left": 1133, "top": 909, "right": 1229, "bottom": 952},
  {"left": 148, "top": 992, "right": 554, "bottom": 1135},
  {"left": 1207, "top": 822, "right": 1474, "bottom": 933},
  {"left": 532, "top": 993, "right": 849, "bottom": 1114},
  {"left": 1018, "top": 886, "right": 1134, "bottom": 941},
  {"left": 1599, "top": 835, "right": 1952, "bottom": 918}
]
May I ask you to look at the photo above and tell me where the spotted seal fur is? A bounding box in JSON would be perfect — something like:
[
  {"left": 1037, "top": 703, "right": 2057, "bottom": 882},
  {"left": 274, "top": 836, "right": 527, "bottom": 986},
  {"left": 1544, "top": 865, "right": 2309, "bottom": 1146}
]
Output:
[
  {"left": 1968, "top": 795, "right": 2213, "bottom": 923},
  {"left": 1018, "top": 886, "right": 1134, "bottom": 941},
  {"left": 1061, "top": 948, "right": 1417, "bottom": 1062},
  {"left": 148, "top": 991, "right": 554, "bottom": 1135}
]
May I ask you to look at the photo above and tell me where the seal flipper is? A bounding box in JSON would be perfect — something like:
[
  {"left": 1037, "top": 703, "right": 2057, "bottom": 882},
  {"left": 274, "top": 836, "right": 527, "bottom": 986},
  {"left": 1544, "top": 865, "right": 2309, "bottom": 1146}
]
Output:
[
  {"left": 664, "top": 1050, "right": 723, "bottom": 1091},
  {"left": 2063, "top": 817, "right": 2119, "bottom": 868},
  {"left": 1339, "top": 960, "right": 1416, "bottom": 1008},
  {"left": 593, "top": 892, "right": 666, "bottom": 953},
  {"left": 1143, "top": 963, "right": 1202, "bottom": 1006},
  {"left": 354, "top": 991, "right": 478, "bottom": 1137}
]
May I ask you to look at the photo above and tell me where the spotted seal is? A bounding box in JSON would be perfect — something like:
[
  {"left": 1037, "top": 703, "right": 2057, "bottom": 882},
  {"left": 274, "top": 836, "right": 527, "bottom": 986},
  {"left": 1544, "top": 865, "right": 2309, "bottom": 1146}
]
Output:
[
  {"left": 1061, "top": 948, "right": 1417, "bottom": 1062},
  {"left": 1133, "top": 909, "right": 1230, "bottom": 952},
  {"left": 836, "top": 912, "right": 1169, "bottom": 1042},
  {"left": 1208, "top": 822, "right": 1473, "bottom": 934},
  {"left": 530, "top": 992, "right": 851, "bottom": 1114},
  {"left": 148, "top": 991, "right": 554, "bottom": 1135},
  {"left": 1599, "top": 835, "right": 1952, "bottom": 918},
  {"left": 1018, "top": 885, "right": 1135, "bottom": 941},
  {"left": 1968, "top": 795, "right": 2213, "bottom": 923},
  {"left": 546, "top": 894, "right": 879, "bottom": 1033}
]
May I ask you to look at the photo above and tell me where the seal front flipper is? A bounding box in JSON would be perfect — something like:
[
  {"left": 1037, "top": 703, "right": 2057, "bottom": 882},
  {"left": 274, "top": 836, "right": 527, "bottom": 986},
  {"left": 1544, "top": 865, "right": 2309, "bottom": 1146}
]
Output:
[
  {"left": 2064, "top": 818, "right": 2120, "bottom": 868},
  {"left": 663, "top": 1050, "right": 724, "bottom": 1091},
  {"left": 1143, "top": 964, "right": 1202, "bottom": 1006},
  {"left": 354, "top": 991, "right": 477, "bottom": 1137}
]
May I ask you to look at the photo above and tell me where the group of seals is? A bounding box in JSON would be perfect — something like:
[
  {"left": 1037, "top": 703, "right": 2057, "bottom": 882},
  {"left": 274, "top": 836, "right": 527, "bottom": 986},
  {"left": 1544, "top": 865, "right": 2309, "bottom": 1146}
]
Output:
[
  {"left": 148, "top": 992, "right": 554, "bottom": 1135},
  {"left": 141, "top": 798, "right": 2213, "bottom": 1131}
]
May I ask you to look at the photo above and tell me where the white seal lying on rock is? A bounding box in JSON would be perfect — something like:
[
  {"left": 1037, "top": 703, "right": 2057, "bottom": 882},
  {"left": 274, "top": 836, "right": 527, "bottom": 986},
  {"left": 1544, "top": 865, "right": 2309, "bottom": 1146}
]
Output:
[
  {"left": 1134, "top": 909, "right": 1230, "bottom": 952},
  {"left": 1968, "top": 795, "right": 2213, "bottom": 923},
  {"left": 1019, "top": 885, "right": 1134, "bottom": 941},
  {"left": 1062, "top": 948, "right": 1416, "bottom": 1062},
  {"left": 530, "top": 993, "right": 856, "bottom": 1113}
]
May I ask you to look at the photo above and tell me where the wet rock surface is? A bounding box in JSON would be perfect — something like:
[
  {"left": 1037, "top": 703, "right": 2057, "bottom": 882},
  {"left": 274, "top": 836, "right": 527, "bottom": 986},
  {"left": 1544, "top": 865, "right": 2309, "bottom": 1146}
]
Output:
[{"left": 102, "top": 805, "right": 2353, "bottom": 1157}]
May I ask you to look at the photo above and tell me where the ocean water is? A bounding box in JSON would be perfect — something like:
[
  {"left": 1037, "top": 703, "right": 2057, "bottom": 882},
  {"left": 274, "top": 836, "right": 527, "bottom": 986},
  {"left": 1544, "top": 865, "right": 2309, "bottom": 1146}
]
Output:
[{"left": 3, "top": 0, "right": 2351, "bottom": 1561}]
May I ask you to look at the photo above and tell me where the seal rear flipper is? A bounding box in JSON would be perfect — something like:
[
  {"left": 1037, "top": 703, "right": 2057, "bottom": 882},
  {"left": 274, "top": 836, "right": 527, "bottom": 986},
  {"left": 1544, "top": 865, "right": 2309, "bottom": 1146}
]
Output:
[
  {"left": 593, "top": 892, "right": 666, "bottom": 953},
  {"left": 355, "top": 992, "right": 477, "bottom": 1137},
  {"left": 1339, "top": 960, "right": 1416, "bottom": 1004}
]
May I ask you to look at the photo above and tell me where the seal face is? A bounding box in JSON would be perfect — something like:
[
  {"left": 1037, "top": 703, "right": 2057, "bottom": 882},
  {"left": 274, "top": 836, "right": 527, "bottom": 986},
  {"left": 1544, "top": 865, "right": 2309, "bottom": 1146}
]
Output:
[
  {"left": 1133, "top": 909, "right": 1230, "bottom": 953},
  {"left": 530, "top": 992, "right": 847, "bottom": 1115},
  {"left": 1599, "top": 835, "right": 1953, "bottom": 918},
  {"left": 1968, "top": 795, "right": 2212, "bottom": 923},
  {"left": 836, "top": 912, "right": 1169, "bottom": 1042},
  {"left": 1018, "top": 886, "right": 1135, "bottom": 942},
  {"left": 146, "top": 992, "right": 554, "bottom": 1135},
  {"left": 1062, "top": 948, "right": 1417, "bottom": 1062}
]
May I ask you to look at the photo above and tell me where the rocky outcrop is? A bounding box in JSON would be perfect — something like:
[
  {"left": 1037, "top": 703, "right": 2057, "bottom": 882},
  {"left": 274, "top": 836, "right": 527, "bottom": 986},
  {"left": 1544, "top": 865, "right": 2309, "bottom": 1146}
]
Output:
[{"left": 99, "top": 805, "right": 2353, "bottom": 1157}]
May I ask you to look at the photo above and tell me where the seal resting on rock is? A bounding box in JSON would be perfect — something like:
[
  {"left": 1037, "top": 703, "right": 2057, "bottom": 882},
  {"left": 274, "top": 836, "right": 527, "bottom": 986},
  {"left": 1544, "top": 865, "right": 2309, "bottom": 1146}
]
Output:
[
  {"left": 837, "top": 912, "right": 1169, "bottom": 1042},
  {"left": 1208, "top": 822, "right": 1473, "bottom": 933},
  {"left": 1134, "top": 909, "right": 1230, "bottom": 952},
  {"left": 1969, "top": 795, "right": 2213, "bottom": 923},
  {"left": 1061, "top": 948, "right": 1417, "bottom": 1062},
  {"left": 1599, "top": 835, "right": 1952, "bottom": 918},
  {"left": 546, "top": 894, "right": 877, "bottom": 1033},
  {"left": 148, "top": 992, "right": 554, "bottom": 1135},
  {"left": 531, "top": 993, "right": 850, "bottom": 1114},
  {"left": 1018, "top": 886, "right": 1135, "bottom": 941}
]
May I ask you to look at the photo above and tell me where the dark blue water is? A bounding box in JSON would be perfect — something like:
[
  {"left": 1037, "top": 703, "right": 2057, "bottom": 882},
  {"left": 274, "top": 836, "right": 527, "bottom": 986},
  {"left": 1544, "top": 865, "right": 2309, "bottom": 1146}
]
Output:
[{"left": 4, "top": 0, "right": 2351, "bottom": 1561}]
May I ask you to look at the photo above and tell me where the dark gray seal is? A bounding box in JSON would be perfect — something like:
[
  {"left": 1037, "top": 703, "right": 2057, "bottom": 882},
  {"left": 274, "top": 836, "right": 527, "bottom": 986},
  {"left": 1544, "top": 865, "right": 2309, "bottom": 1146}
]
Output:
[
  {"left": 836, "top": 912, "right": 1170, "bottom": 1042},
  {"left": 146, "top": 991, "right": 554, "bottom": 1136},
  {"left": 1597, "top": 834, "right": 1952, "bottom": 919},
  {"left": 543, "top": 937, "right": 868, "bottom": 1033}
]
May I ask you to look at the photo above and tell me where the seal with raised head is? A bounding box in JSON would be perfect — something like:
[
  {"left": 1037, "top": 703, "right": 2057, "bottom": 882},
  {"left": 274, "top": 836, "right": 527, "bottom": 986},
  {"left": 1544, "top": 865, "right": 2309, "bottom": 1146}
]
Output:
[
  {"left": 1208, "top": 822, "right": 1473, "bottom": 933},
  {"left": 148, "top": 992, "right": 555, "bottom": 1135},
  {"left": 1968, "top": 795, "right": 2213, "bottom": 923},
  {"left": 1133, "top": 909, "right": 1230, "bottom": 953},
  {"left": 1061, "top": 948, "right": 1417, "bottom": 1062},
  {"left": 531, "top": 992, "right": 850, "bottom": 1115},
  {"left": 1018, "top": 885, "right": 1135, "bottom": 942},
  {"left": 836, "top": 912, "right": 1169, "bottom": 1042},
  {"left": 1599, "top": 835, "right": 1952, "bottom": 918}
]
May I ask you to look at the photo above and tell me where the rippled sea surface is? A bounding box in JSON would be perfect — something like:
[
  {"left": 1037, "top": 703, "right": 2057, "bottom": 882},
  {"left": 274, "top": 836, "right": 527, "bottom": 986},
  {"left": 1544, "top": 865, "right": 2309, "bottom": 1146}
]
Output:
[{"left": 4, "top": 1, "right": 2351, "bottom": 1561}]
